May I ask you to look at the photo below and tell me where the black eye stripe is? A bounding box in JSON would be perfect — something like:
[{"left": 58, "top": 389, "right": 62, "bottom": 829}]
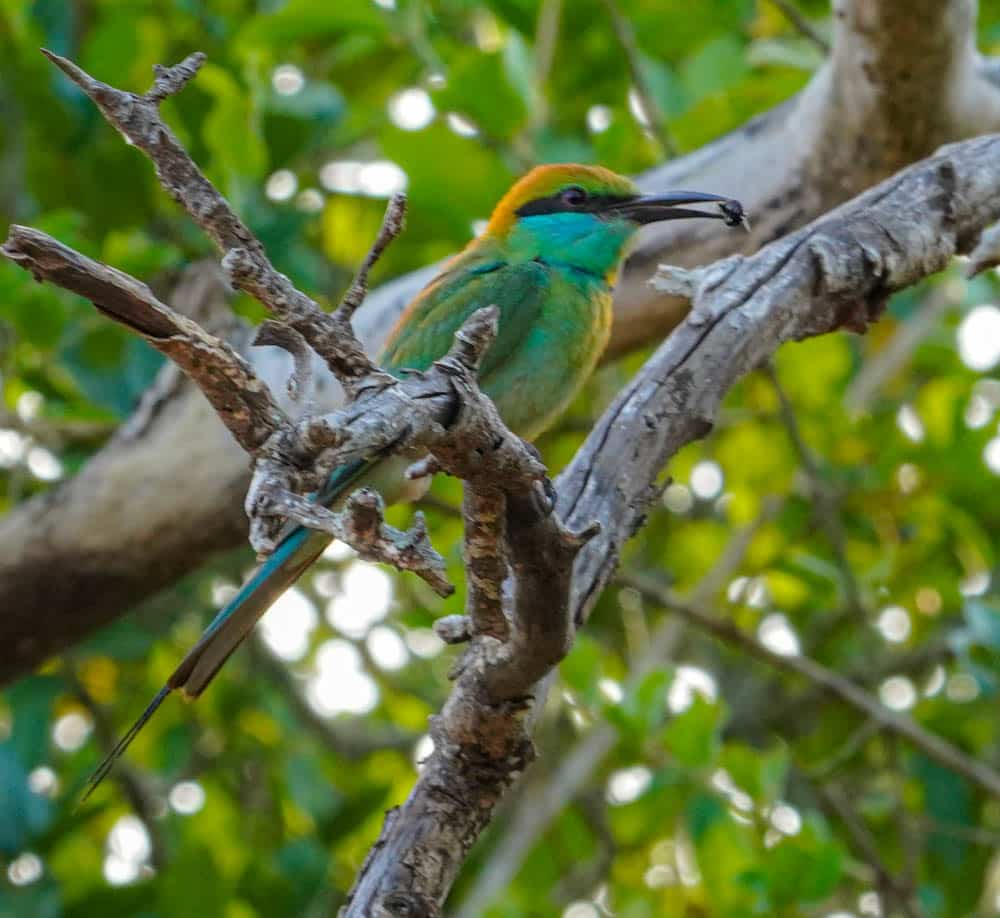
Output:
[{"left": 515, "top": 192, "right": 635, "bottom": 217}]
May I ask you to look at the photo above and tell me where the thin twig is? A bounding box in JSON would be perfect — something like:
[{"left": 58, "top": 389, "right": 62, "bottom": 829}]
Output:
[
  {"left": 908, "top": 814, "right": 1000, "bottom": 847},
  {"left": 40, "top": 47, "right": 379, "bottom": 388},
  {"left": 530, "top": 0, "right": 563, "bottom": 133},
  {"left": 2, "top": 225, "right": 289, "bottom": 454},
  {"left": 337, "top": 194, "right": 407, "bottom": 319},
  {"left": 817, "top": 783, "right": 920, "bottom": 918},
  {"left": 754, "top": 634, "right": 956, "bottom": 737},
  {"left": 601, "top": 0, "right": 679, "bottom": 157},
  {"left": 253, "top": 321, "right": 314, "bottom": 406},
  {"left": 627, "top": 574, "right": 1000, "bottom": 799},
  {"left": 765, "top": 362, "right": 866, "bottom": 622},
  {"left": 805, "top": 717, "right": 882, "bottom": 779},
  {"left": 766, "top": 0, "right": 830, "bottom": 54},
  {"left": 888, "top": 735, "right": 921, "bottom": 901}
]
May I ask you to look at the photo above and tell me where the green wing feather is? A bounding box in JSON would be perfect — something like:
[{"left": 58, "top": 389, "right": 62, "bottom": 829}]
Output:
[{"left": 380, "top": 248, "right": 550, "bottom": 383}]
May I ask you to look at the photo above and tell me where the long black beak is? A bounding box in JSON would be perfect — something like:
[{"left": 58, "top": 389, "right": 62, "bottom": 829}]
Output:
[{"left": 609, "top": 191, "right": 747, "bottom": 228}]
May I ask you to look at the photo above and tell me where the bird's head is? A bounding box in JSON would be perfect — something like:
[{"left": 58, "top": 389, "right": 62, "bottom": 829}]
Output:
[{"left": 486, "top": 163, "right": 743, "bottom": 281}]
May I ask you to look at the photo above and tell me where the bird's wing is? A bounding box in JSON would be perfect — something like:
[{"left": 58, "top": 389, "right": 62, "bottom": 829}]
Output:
[{"left": 379, "top": 252, "right": 550, "bottom": 380}]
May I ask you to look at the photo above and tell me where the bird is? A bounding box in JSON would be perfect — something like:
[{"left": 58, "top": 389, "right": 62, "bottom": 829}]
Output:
[{"left": 82, "top": 163, "right": 744, "bottom": 800}]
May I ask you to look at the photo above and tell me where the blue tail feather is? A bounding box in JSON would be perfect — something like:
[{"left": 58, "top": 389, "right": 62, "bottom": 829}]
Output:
[
  {"left": 198, "top": 526, "right": 311, "bottom": 644},
  {"left": 81, "top": 459, "right": 370, "bottom": 802}
]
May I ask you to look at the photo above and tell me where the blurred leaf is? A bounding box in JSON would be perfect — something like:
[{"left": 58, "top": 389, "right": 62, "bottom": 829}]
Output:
[
  {"left": 434, "top": 51, "right": 527, "bottom": 139},
  {"left": 157, "top": 841, "right": 228, "bottom": 917},
  {"left": 964, "top": 599, "right": 1000, "bottom": 650},
  {"left": 285, "top": 754, "right": 339, "bottom": 821},
  {"left": 238, "top": 0, "right": 388, "bottom": 47},
  {"left": 7, "top": 675, "right": 63, "bottom": 770},
  {"left": 679, "top": 35, "right": 748, "bottom": 99},
  {"left": 661, "top": 696, "right": 723, "bottom": 770},
  {"left": 80, "top": 619, "right": 162, "bottom": 663},
  {"left": 762, "top": 818, "right": 843, "bottom": 906},
  {"left": 0, "top": 884, "right": 62, "bottom": 918},
  {"left": 559, "top": 634, "right": 604, "bottom": 705},
  {"left": 720, "top": 742, "right": 788, "bottom": 806},
  {"left": 197, "top": 63, "right": 268, "bottom": 185},
  {"left": 59, "top": 330, "right": 163, "bottom": 418},
  {"left": 264, "top": 81, "right": 345, "bottom": 122},
  {"left": 0, "top": 743, "right": 52, "bottom": 854}
]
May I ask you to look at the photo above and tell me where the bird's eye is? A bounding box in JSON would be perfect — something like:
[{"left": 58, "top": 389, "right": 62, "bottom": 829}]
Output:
[{"left": 560, "top": 186, "right": 587, "bottom": 207}]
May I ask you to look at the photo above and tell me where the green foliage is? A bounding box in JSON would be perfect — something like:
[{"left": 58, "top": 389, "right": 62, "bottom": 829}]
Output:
[{"left": 2, "top": 1, "right": 1000, "bottom": 917}]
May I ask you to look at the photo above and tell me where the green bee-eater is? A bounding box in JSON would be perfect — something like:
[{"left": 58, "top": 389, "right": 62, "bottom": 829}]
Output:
[{"left": 84, "top": 164, "right": 742, "bottom": 798}]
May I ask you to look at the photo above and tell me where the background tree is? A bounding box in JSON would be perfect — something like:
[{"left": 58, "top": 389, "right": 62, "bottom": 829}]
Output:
[{"left": 2, "top": 1, "right": 1000, "bottom": 916}]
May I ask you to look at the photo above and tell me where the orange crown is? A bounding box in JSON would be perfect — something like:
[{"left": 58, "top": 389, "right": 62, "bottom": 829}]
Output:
[{"left": 486, "top": 164, "right": 638, "bottom": 236}]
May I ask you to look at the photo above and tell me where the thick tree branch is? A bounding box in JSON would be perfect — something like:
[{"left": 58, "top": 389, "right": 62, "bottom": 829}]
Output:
[
  {"left": 558, "top": 134, "right": 1000, "bottom": 628},
  {"left": 455, "top": 505, "right": 774, "bottom": 916},
  {"left": 614, "top": 0, "right": 1000, "bottom": 352},
  {"left": 344, "top": 490, "right": 599, "bottom": 914}
]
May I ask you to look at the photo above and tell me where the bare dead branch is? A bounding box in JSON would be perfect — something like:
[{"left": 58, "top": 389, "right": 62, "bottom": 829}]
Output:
[
  {"left": 560, "top": 134, "right": 1000, "bottom": 633},
  {"left": 1, "top": 225, "right": 287, "bottom": 454},
  {"left": 337, "top": 193, "right": 407, "bottom": 319},
  {"left": 39, "top": 47, "right": 386, "bottom": 390},
  {"left": 40, "top": 49, "right": 251, "bottom": 255},
  {"left": 456, "top": 504, "right": 776, "bottom": 916},
  {"left": 345, "top": 488, "right": 598, "bottom": 914},
  {"left": 252, "top": 322, "right": 314, "bottom": 405}
]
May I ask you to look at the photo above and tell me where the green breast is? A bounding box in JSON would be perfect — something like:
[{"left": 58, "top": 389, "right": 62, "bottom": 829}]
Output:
[{"left": 481, "top": 267, "right": 612, "bottom": 440}]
